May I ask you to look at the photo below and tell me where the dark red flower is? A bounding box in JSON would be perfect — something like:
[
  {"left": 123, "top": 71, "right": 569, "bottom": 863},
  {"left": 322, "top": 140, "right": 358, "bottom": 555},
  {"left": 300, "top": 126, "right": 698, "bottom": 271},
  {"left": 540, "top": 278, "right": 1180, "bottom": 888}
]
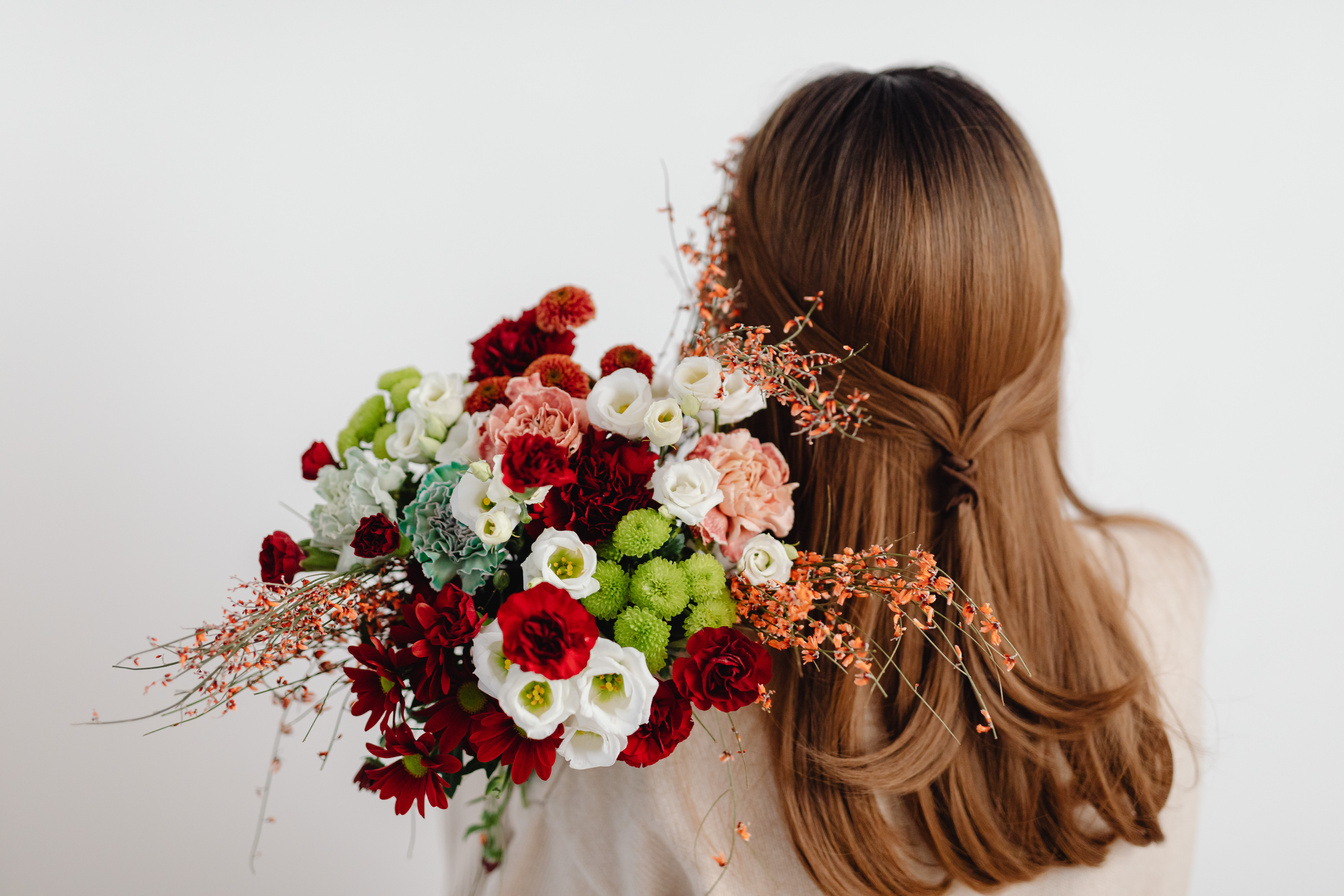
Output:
[
  {"left": 353, "top": 758, "right": 383, "bottom": 792},
  {"left": 619, "top": 679, "right": 694, "bottom": 768},
  {"left": 423, "top": 679, "right": 487, "bottom": 753},
  {"left": 364, "top": 724, "right": 462, "bottom": 816},
  {"left": 541, "top": 428, "right": 658, "bottom": 543},
  {"left": 496, "top": 582, "right": 598, "bottom": 679},
  {"left": 672, "top": 626, "right": 773, "bottom": 713},
  {"left": 344, "top": 638, "right": 407, "bottom": 732},
  {"left": 499, "top": 432, "right": 577, "bottom": 493},
  {"left": 259, "top": 531, "right": 304, "bottom": 584},
  {"left": 392, "top": 583, "right": 482, "bottom": 699},
  {"left": 464, "top": 377, "right": 511, "bottom": 415},
  {"left": 535, "top": 285, "right": 596, "bottom": 333},
  {"left": 523, "top": 353, "right": 590, "bottom": 398},
  {"left": 301, "top": 440, "right": 337, "bottom": 480},
  {"left": 351, "top": 513, "right": 400, "bottom": 558},
  {"left": 599, "top": 344, "right": 654, "bottom": 381},
  {"left": 469, "top": 308, "right": 576, "bottom": 381},
  {"left": 468, "top": 709, "right": 562, "bottom": 785}
]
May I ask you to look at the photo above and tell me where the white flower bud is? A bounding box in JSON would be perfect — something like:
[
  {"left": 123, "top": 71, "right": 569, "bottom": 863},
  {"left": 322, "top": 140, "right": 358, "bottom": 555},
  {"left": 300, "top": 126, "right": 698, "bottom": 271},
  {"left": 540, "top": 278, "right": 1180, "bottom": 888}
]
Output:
[
  {"left": 474, "top": 506, "right": 516, "bottom": 546},
  {"left": 650, "top": 458, "right": 724, "bottom": 526},
  {"left": 642, "top": 398, "right": 684, "bottom": 448}
]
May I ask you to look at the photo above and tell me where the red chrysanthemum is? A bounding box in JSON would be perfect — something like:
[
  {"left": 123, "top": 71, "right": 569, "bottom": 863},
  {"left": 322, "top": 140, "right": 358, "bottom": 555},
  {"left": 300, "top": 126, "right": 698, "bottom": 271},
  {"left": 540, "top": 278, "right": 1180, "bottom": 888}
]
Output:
[
  {"left": 534, "top": 285, "right": 595, "bottom": 333},
  {"left": 496, "top": 582, "right": 599, "bottom": 680},
  {"left": 259, "top": 531, "right": 304, "bottom": 585},
  {"left": 392, "top": 583, "right": 481, "bottom": 700},
  {"left": 344, "top": 638, "right": 408, "bottom": 732},
  {"left": 469, "top": 308, "right": 576, "bottom": 381},
  {"left": 499, "top": 432, "right": 577, "bottom": 493},
  {"left": 599, "top": 344, "right": 654, "bottom": 381},
  {"left": 353, "top": 758, "right": 383, "bottom": 792},
  {"left": 541, "top": 428, "right": 658, "bottom": 543},
  {"left": 468, "top": 709, "right": 563, "bottom": 785},
  {"left": 523, "top": 353, "right": 590, "bottom": 398},
  {"left": 363, "top": 725, "right": 462, "bottom": 816},
  {"left": 463, "top": 376, "right": 510, "bottom": 415},
  {"left": 619, "top": 678, "right": 694, "bottom": 768},
  {"left": 423, "top": 679, "right": 487, "bottom": 754},
  {"left": 301, "top": 440, "right": 337, "bottom": 480},
  {"left": 672, "top": 626, "right": 773, "bottom": 713}
]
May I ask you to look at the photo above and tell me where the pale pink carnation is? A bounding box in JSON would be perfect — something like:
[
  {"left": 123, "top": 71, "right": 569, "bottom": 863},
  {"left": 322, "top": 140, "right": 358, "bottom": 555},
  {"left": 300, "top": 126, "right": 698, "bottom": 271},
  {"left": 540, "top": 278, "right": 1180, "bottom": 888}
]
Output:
[
  {"left": 479, "top": 373, "right": 588, "bottom": 461},
  {"left": 685, "top": 429, "right": 797, "bottom": 562}
]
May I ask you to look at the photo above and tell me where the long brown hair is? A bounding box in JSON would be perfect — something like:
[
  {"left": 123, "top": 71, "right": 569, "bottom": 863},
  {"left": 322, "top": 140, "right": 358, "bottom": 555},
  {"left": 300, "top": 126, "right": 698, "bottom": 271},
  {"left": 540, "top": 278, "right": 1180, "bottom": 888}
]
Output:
[{"left": 728, "top": 67, "right": 1174, "bottom": 894}]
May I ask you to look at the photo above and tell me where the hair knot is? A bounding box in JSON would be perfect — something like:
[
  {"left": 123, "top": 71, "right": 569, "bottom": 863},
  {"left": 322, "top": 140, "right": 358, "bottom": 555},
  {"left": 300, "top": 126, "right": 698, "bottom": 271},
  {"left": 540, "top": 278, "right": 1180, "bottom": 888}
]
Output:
[{"left": 936, "top": 454, "right": 979, "bottom": 511}]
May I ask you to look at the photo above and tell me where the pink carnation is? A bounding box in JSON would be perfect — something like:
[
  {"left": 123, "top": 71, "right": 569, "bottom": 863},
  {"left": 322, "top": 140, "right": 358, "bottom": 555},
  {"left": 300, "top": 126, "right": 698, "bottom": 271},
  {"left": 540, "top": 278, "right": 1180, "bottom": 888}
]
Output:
[
  {"left": 479, "top": 373, "right": 588, "bottom": 461},
  {"left": 685, "top": 429, "right": 797, "bottom": 562}
]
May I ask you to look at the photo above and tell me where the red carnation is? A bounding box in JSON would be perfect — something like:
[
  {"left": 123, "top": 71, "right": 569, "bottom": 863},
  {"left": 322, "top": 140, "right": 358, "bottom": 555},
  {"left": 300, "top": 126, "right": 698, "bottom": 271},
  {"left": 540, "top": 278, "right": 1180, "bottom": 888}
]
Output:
[
  {"left": 672, "top": 626, "right": 773, "bottom": 713},
  {"left": 599, "top": 344, "right": 655, "bottom": 381},
  {"left": 301, "top": 440, "right": 337, "bottom": 480},
  {"left": 535, "top": 285, "right": 596, "bottom": 333},
  {"left": 464, "top": 376, "right": 511, "bottom": 415},
  {"left": 259, "top": 531, "right": 304, "bottom": 584},
  {"left": 352, "top": 513, "right": 400, "bottom": 558},
  {"left": 393, "top": 583, "right": 482, "bottom": 700},
  {"left": 469, "top": 308, "right": 576, "bottom": 381},
  {"left": 619, "top": 679, "right": 694, "bottom": 768},
  {"left": 499, "top": 433, "right": 577, "bottom": 493},
  {"left": 523, "top": 353, "right": 591, "bottom": 398},
  {"left": 363, "top": 724, "right": 462, "bottom": 817},
  {"left": 468, "top": 709, "right": 563, "bottom": 785},
  {"left": 541, "top": 428, "right": 657, "bottom": 543},
  {"left": 496, "top": 582, "right": 599, "bottom": 680},
  {"left": 345, "top": 638, "right": 407, "bottom": 732}
]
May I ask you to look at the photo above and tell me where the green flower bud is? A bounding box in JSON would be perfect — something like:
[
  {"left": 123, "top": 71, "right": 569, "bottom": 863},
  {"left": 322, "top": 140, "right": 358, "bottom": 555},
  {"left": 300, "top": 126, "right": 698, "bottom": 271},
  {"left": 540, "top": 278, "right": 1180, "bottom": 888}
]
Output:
[
  {"left": 377, "top": 366, "right": 421, "bottom": 391},
  {"left": 683, "top": 594, "right": 738, "bottom": 637},
  {"left": 611, "top": 507, "right": 672, "bottom": 558},
  {"left": 581, "top": 560, "right": 630, "bottom": 620},
  {"left": 469, "top": 460, "right": 492, "bottom": 482},
  {"left": 348, "top": 395, "right": 388, "bottom": 442},
  {"left": 299, "top": 548, "right": 339, "bottom": 571},
  {"left": 628, "top": 556, "right": 689, "bottom": 618},
  {"left": 682, "top": 552, "right": 730, "bottom": 603},
  {"left": 613, "top": 604, "right": 671, "bottom": 674},
  {"left": 679, "top": 394, "right": 701, "bottom": 417},
  {"left": 388, "top": 375, "right": 421, "bottom": 413},
  {"left": 335, "top": 426, "right": 360, "bottom": 459},
  {"left": 371, "top": 422, "right": 397, "bottom": 459},
  {"left": 394, "top": 534, "right": 413, "bottom": 559}
]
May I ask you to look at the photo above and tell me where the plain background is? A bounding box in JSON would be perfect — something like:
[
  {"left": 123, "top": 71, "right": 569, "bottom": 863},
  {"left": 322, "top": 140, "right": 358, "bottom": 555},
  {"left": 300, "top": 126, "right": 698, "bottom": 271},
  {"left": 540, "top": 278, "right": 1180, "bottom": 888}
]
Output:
[{"left": 2, "top": 2, "right": 1340, "bottom": 894}]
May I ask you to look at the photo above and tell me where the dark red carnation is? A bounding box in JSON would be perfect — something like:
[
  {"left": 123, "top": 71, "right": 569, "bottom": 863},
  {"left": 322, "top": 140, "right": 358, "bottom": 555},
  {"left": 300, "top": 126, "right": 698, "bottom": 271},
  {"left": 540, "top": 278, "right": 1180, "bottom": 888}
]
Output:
[
  {"left": 500, "top": 432, "right": 577, "bottom": 493},
  {"left": 259, "top": 531, "right": 304, "bottom": 584},
  {"left": 619, "top": 679, "right": 694, "bottom": 768},
  {"left": 535, "top": 285, "right": 595, "bottom": 333},
  {"left": 363, "top": 724, "right": 462, "bottom": 816},
  {"left": 496, "top": 582, "right": 598, "bottom": 679},
  {"left": 344, "top": 638, "right": 407, "bottom": 731},
  {"left": 672, "top": 626, "right": 773, "bottom": 713},
  {"left": 541, "top": 428, "right": 657, "bottom": 543},
  {"left": 351, "top": 513, "right": 400, "bottom": 558},
  {"left": 392, "top": 583, "right": 481, "bottom": 700},
  {"left": 301, "top": 440, "right": 337, "bottom": 480},
  {"left": 468, "top": 709, "right": 562, "bottom": 785},
  {"left": 599, "top": 344, "right": 654, "bottom": 381},
  {"left": 469, "top": 308, "right": 577, "bottom": 381}
]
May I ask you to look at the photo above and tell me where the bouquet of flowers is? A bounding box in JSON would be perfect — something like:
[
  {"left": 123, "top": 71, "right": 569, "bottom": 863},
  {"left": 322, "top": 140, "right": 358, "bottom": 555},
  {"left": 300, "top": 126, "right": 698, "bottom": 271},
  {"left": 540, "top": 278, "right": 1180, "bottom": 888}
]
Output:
[{"left": 112, "top": 168, "right": 1021, "bottom": 876}]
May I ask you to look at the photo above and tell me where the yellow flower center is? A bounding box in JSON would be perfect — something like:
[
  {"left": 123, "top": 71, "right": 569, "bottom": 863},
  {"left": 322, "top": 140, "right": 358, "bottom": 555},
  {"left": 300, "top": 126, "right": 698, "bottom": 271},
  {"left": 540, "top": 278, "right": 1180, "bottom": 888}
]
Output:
[
  {"left": 379, "top": 675, "right": 395, "bottom": 695},
  {"left": 522, "top": 681, "right": 551, "bottom": 714},
  {"left": 548, "top": 547, "right": 585, "bottom": 580},
  {"left": 593, "top": 672, "right": 624, "bottom": 699},
  {"left": 402, "top": 754, "right": 427, "bottom": 778}
]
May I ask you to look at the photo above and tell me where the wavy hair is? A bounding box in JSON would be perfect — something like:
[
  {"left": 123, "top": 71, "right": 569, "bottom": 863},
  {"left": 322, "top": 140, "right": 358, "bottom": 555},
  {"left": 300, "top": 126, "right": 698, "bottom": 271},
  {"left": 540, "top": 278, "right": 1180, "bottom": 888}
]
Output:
[{"left": 728, "top": 67, "right": 1174, "bottom": 894}]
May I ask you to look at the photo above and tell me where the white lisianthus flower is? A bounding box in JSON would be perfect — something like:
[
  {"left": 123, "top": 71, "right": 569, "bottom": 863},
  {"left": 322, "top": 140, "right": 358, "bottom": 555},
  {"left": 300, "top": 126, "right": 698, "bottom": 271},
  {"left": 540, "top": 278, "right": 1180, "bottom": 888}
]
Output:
[
  {"left": 737, "top": 533, "right": 794, "bottom": 585},
  {"left": 451, "top": 471, "right": 521, "bottom": 534},
  {"left": 409, "top": 372, "right": 466, "bottom": 429},
  {"left": 436, "top": 411, "right": 485, "bottom": 465},
  {"left": 557, "top": 715, "right": 628, "bottom": 769},
  {"left": 669, "top": 356, "right": 723, "bottom": 411},
  {"left": 470, "top": 621, "right": 509, "bottom": 699},
  {"left": 386, "top": 408, "right": 435, "bottom": 462},
  {"left": 521, "top": 528, "right": 599, "bottom": 599},
  {"left": 643, "top": 397, "right": 684, "bottom": 448},
  {"left": 587, "top": 368, "right": 654, "bottom": 440},
  {"left": 575, "top": 638, "right": 658, "bottom": 736},
  {"left": 699, "top": 370, "right": 767, "bottom": 426},
  {"left": 650, "top": 458, "right": 724, "bottom": 526},
  {"left": 474, "top": 506, "right": 517, "bottom": 546},
  {"left": 499, "top": 665, "right": 576, "bottom": 739},
  {"left": 309, "top": 448, "right": 406, "bottom": 551}
]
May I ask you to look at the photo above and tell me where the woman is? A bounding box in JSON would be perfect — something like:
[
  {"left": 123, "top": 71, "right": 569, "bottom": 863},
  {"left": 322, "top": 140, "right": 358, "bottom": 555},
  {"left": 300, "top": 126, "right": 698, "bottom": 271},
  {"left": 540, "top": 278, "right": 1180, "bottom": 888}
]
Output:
[{"left": 446, "top": 65, "right": 1205, "bottom": 895}]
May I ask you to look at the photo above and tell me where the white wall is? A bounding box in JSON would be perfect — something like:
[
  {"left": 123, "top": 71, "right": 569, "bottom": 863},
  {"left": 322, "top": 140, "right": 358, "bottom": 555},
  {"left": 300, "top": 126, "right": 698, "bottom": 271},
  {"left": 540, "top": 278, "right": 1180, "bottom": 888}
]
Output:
[{"left": 2, "top": 3, "right": 1339, "bottom": 893}]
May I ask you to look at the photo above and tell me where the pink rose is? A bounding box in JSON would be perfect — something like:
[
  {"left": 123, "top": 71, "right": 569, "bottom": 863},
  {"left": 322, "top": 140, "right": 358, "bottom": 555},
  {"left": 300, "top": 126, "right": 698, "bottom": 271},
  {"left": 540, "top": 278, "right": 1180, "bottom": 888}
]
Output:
[
  {"left": 479, "top": 373, "right": 588, "bottom": 461},
  {"left": 685, "top": 429, "right": 797, "bottom": 562}
]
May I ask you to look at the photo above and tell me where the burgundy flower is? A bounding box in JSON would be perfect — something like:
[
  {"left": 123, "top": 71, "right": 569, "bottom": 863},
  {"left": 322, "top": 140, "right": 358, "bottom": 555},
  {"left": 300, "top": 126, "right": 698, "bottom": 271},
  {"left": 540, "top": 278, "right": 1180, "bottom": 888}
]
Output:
[
  {"left": 499, "top": 432, "right": 577, "bottom": 493},
  {"left": 496, "top": 582, "right": 598, "bottom": 680},
  {"left": 344, "top": 639, "right": 407, "bottom": 732},
  {"left": 599, "top": 344, "right": 654, "bottom": 381},
  {"left": 301, "top": 440, "right": 337, "bottom": 480},
  {"left": 353, "top": 758, "right": 383, "bottom": 792},
  {"left": 259, "top": 531, "right": 304, "bottom": 584},
  {"left": 363, "top": 724, "right": 462, "bottom": 816},
  {"left": 534, "top": 285, "right": 595, "bottom": 333},
  {"left": 351, "top": 513, "right": 400, "bottom": 559},
  {"left": 672, "top": 626, "right": 773, "bottom": 713},
  {"left": 423, "top": 680, "right": 487, "bottom": 754},
  {"left": 619, "top": 679, "right": 694, "bottom": 768},
  {"left": 392, "top": 583, "right": 482, "bottom": 699},
  {"left": 540, "top": 428, "right": 657, "bottom": 543},
  {"left": 469, "top": 308, "right": 576, "bottom": 381},
  {"left": 468, "top": 709, "right": 562, "bottom": 785}
]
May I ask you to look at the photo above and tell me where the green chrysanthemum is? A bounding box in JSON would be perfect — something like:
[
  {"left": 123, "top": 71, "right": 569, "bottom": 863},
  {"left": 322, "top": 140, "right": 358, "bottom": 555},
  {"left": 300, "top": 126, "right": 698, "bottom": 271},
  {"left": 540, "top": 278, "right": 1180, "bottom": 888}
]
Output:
[
  {"left": 684, "top": 595, "right": 738, "bottom": 637},
  {"left": 400, "top": 461, "right": 506, "bottom": 592},
  {"left": 388, "top": 375, "right": 421, "bottom": 413},
  {"left": 610, "top": 508, "right": 672, "bottom": 558},
  {"left": 614, "top": 605, "right": 671, "bottom": 674},
  {"left": 336, "top": 425, "right": 360, "bottom": 459},
  {"left": 594, "top": 541, "right": 623, "bottom": 562},
  {"left": 682, "top": 552, "right": 730, "bottom": 603},
  {"left": 377, "top": 366, "right": 421, "bottom": 391},
  {"left": 581, "top": 560, "right": 630, "bottom": 620},
  {"left": 628, "top": 557, "right": 689, "bottom": 618},
  {"left": 348, "top": 395, "right": 388, "bottom": 442}
]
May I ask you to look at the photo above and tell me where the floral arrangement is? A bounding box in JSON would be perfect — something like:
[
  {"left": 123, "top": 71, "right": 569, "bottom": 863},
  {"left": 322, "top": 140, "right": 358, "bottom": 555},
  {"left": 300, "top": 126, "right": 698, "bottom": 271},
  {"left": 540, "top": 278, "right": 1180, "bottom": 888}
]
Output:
[{"left": 111, "top": 159, "right": 1021, "bottom": 879}]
